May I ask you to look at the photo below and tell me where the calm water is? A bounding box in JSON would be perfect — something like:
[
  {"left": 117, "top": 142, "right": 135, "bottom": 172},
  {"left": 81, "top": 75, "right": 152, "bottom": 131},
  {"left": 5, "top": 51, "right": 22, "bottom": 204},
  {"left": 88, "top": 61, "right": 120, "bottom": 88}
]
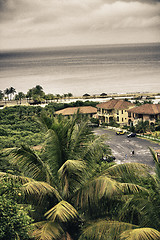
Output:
[{"left": 0, "top": 43, "right": 160, "bottom": 96}]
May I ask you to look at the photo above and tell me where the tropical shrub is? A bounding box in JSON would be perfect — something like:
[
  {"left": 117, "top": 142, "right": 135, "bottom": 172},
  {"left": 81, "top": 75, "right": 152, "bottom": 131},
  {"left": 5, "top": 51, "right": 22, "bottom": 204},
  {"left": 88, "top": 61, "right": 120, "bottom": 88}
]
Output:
[{"left": 0, "top": 177, "right": 33, "bottom": 240}]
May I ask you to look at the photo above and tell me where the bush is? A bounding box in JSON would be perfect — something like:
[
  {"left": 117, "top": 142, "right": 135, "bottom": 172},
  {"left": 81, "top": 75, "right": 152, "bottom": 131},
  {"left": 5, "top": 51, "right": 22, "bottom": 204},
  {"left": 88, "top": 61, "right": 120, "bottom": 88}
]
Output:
[
  {"left": 0, "top": 178, "right": 33, "bottom": 240},
  {"left": 0, "top": 106, "right": 44, "bottom": 148}
]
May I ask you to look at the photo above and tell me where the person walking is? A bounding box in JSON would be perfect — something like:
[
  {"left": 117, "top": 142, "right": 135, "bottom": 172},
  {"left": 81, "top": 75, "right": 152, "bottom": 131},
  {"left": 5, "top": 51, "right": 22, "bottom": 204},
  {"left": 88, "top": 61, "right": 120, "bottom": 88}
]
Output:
[{"left": 131, "top": 150, "right": 134, "bottom": 156}]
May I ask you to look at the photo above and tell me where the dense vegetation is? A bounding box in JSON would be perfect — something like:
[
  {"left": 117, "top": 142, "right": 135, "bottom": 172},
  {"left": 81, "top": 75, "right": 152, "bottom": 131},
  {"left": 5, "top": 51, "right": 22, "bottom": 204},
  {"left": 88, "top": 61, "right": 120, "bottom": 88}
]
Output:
[
  {"left": 0, "top": 177, "right": 33, "bottom": 240},
  {"left": 0, "top": 100, "right": 98, "bottom": 149},
  {"left": 0, "top": 87, "right": 160, "bottom": 239},
  {"left": 0, "top": 105, "right": 43, "bottom": 148},
  {"left": 0, "top": 110, "right": 160, "bottom": 240}
]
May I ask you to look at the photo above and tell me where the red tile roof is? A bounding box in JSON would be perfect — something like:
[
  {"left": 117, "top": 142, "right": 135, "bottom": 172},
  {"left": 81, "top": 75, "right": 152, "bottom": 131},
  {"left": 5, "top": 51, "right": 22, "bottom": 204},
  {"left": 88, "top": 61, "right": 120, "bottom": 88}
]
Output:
[
  {"left": 54, "top": 106, "right": 97, "bottom": 115},
  {"left": 96, "top": 99, "right": 134, "bottom": 110},
  {"left": 128, "top": 104, "right": 160, "bottom": 115}
]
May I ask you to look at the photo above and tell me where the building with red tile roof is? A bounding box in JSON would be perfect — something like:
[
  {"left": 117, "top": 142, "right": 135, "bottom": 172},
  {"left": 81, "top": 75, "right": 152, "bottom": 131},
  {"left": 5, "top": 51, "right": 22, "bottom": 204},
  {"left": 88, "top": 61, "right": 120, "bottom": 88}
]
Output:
[
  {"left": 54, "top": 106, "right": 97, "bottom": 118},
  {"left": 128, "top": 104, "right": 160, "bottom": 125},
  {"left": 96, "top": 99, "right": 135, "bottom": 125}
]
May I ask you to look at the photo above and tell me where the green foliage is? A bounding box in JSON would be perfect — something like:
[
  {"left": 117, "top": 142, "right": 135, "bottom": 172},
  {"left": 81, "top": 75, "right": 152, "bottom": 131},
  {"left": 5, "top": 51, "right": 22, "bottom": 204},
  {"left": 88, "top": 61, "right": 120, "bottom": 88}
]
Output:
[
  {"left": 1, "top": 109, "right": 160, "bottom": 239},
  {"left": 0, "top": 177, "right": 33, "bottom": 240},
  {"left": 135, "top": 120, "right": 149, "bottom": 134},
  {"left": 133, "top": 100, "right": 153, "bottom": 106},
  {"left": 26, "top": 85, "right": 45, "bottom": 103},
  {"left": 0, "top": 106, "right": 44, "bottom": 148},
  {"left": 0, "top": 90, "right": 4, "bottom": 100},
  {"left": 44, "top": 100, "right": 99, "bottom": 114}
]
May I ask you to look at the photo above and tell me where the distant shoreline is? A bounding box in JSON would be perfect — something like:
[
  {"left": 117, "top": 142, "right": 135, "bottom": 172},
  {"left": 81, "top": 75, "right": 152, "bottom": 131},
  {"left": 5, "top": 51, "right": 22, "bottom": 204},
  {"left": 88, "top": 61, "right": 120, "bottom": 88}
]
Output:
[{"left": 0, "top": 92, "right": 160, "bottom": 108}]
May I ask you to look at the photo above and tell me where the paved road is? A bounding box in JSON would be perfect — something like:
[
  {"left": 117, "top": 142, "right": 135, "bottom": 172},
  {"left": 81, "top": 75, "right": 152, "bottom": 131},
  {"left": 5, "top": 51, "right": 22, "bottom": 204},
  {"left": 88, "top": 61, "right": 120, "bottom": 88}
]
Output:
[{"left": 94, "top": 128, "right": 160, "bottom": 166}]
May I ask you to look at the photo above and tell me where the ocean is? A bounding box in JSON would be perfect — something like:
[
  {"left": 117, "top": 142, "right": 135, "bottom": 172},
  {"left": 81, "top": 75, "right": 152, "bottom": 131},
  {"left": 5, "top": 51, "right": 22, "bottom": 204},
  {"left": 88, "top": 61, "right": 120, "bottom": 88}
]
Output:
[{"left": 0, "top": 43, "right": 160, "bottom": 96}]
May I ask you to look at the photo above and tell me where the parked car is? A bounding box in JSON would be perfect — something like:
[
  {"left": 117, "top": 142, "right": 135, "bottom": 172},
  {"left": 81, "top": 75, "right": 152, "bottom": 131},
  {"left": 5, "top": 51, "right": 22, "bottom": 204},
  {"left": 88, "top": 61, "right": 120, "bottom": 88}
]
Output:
[
  {"left": 102, "top": 155, "right": 116, "bottom": 162},
  {"left": 116, "top": 130, "right": 125, "bottom": 135},
  {"left": 127, "top": 133, "right": 136, "bottom": 138}
]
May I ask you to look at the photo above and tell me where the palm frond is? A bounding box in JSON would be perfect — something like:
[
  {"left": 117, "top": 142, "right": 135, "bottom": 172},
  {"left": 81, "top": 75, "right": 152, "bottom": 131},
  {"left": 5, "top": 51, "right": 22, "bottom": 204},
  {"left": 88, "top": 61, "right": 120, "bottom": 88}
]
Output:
[
  {"left": 58, "top": 160, "right": 86, "bottom": 197},
  {"left": 22, "top": 180, "right": 62, "bottom": 204},
  {"left": 61, "top": 232, "right": 73, "bottom": 240},
  {"left": 78, "top": 220, "right": 137, "bottom": 240},
  {"left": 82, "top": 135, "right": 110, "bottom": 166},
  {"left": 149, "top": 147, "right": 159, "bottom": 165},
  {"left": 45, "top": 200, "right": 79, "bottom": 222},
  {"left": 120, "top": 228, "right": 160, "bottom": 240},
  {"left": 149, "top": 147, "right": 160, "bottom": 182},
  {"left": 120, "top": 182, "right": 148, "bottom": 195},
  {"left": 38, "top": 111, "right": 53, "bottom": 130},
  {"left": 139, "top": 197, "right": 160, "bottom": 230},
  {"left": 104, "top": 163, "right": 152, "bottom": 184},
  {"left": 44, "top": 119, "right": 71, "bottom": 172},
  {"left": 75, "top": 175, "right": 120, "bottom": 209},
  {"left": 0, "top": 171, "right": 33, "bottom": 184},
  {"left": 68, "top": 120, "right": 92, "bottom": 158},
  {"left": 9, "top": 145, "right": 53, "bottom": 183},
  {"left": 32, "top": 221, "right": 64, "bottom": 240},
  {"left": 75, "top": 174, "right": 147, "bottom": 210}
]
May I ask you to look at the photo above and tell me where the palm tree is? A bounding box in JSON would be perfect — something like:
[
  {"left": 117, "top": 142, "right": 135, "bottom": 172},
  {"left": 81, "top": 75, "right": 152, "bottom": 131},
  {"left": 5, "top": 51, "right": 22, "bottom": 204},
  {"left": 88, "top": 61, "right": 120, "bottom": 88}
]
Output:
[
  {"left": 55, "top": 94, "right": 60, "bottom": 102},
  {"left": 0, "top": 90, "right": 4, "bottom": 100},
  {"left": 4, "top": 88, "right": 10, "bottom": 101},
  {"left": 26, "top": 89, "right": 33, "bottom": 102},
  {"left": 1, "top": 115, "right": 160, "bottom": 240},
  {"left": 34, "top": 85, "right": 43, "bottom": 95},
  {"left": 63, "top": 93, "right": 67, "bottom": 101},
  {"left": 15, "top": 92, "right": 25, "bottom": 104},
  {"left": 135, "top": 120, "right": 149, "bottom": 134},
  {"left": 9, "top": 87, "right": 16, "bottom": 100},
  {"left": 111, "top": 148, "right": 160, "bottom": 235},
  {"left": 67, "top": 93, "right": 73, "bottom": 100}
]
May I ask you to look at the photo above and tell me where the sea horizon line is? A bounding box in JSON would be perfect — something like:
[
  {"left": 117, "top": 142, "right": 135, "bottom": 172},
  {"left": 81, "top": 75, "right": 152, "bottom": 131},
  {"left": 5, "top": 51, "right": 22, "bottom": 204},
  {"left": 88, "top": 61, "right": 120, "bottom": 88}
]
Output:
[{"left": 0, "top": 41, "right": 160, "bottom": 53}]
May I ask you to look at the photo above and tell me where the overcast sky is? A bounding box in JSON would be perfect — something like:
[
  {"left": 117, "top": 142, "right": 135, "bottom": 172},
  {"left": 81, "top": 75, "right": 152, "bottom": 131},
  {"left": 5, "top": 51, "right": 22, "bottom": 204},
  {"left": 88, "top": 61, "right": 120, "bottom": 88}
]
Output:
[{"left": 0, "top": 0, "right": 160, "bottom": 50}]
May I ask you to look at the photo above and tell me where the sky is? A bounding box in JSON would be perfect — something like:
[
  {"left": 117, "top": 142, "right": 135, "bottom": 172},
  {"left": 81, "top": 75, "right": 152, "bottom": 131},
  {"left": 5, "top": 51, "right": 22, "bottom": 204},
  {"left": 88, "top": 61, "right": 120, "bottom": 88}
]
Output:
[{"left": 0, "top": 0, "right": 160, "bottom": 50}]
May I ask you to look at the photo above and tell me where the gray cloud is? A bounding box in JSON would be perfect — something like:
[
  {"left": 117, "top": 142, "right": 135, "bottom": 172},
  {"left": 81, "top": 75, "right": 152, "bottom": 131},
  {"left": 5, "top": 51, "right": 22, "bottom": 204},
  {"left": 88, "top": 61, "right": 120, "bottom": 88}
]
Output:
[{"left": 0, "top": 0, "right": 159, "bottom": 49}]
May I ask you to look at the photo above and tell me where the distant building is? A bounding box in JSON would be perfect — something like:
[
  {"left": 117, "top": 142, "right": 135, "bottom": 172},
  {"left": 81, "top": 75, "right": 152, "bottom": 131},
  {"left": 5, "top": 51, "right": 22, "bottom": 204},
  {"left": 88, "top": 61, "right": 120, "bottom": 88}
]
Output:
[
  {"left": 96, "top": 99, "right": 135, "bottom": 125},
  {"left": 128, "top": 104, "right": 160, "bottom": 126},
  {"left": 100, "top": 93, "right": 107, "bottom": 97},
  {"left": 54, "top": 106, "right": 97, "bottom": 118},
  {"left": 83, "top": 93, "right": 90, "bottom": 98}
]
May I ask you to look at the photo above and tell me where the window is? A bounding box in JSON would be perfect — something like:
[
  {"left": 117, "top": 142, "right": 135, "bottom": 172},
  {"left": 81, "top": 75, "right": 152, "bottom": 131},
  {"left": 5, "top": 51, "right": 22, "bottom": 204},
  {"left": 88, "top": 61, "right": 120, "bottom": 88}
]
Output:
[
  {"left": 122, "top": 118, "right": 123, "bottom": 122},
  {"left": 122, "top": 110, "right": 123, "bottom": 114},
  {"left": 117, "top": 116, "right": 119, "bottom": 121}
]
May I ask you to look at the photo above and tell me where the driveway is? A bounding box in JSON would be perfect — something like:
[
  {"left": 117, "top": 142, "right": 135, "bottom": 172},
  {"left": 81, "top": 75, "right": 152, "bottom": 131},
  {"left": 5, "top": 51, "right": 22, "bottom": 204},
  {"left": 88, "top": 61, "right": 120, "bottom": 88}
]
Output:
[{"left": 94, "top": 128, "right": 160, "bottom": 166}]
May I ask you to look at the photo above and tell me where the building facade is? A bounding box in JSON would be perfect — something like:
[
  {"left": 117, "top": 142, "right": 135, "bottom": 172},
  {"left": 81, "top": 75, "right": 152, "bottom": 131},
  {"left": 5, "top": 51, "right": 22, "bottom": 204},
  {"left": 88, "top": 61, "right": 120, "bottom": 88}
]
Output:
[
  {"left": 96, "top": 99, "right": 135, "bottom": 125},
  {"left": 127, "top": 104, "right": 160, "bottom": 126}
]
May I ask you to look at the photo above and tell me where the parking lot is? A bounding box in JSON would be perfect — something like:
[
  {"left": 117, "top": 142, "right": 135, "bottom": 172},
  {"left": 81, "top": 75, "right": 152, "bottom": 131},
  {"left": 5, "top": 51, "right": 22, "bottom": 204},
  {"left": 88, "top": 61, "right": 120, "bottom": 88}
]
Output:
[{"left": 94, "top": 128, "right": 160, "bottom": 166}]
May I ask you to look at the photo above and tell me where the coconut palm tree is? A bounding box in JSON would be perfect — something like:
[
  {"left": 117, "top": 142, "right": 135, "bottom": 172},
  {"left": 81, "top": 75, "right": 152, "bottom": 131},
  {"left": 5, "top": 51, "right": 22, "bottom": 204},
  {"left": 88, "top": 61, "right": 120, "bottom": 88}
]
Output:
[
  {"left": 15, "top": 92, "right": 25, "bottom": 104},
  {"left": 1, "top": 115, "right": 160, "bottom": 240},
  {"left": 106, "top": 147, "right": 160, "bottom": 238},
  {"left": 4, "top": 88, "right": 10, "bottom": 101},
  {"left": 9, "top": 87, "right": 16, "bottom": 100}
]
